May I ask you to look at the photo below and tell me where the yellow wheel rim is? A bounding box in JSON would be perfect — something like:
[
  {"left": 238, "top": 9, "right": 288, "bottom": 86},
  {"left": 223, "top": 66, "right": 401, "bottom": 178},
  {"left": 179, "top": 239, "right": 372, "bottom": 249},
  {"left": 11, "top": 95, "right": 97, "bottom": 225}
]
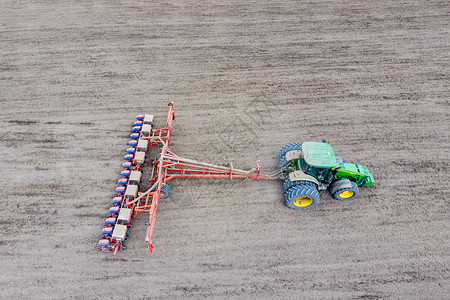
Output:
[
  {"left": 293, "top": 197, "right": 313, "bottom": 207},
  {"left": 340, "top": 190, "right": 354, "bottom": 198}
]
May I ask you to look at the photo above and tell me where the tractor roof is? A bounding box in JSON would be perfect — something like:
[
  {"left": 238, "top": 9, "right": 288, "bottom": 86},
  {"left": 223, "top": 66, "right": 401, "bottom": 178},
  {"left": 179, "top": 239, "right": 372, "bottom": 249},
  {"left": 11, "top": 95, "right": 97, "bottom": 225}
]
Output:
[{"left": 302, "top": 142, "right": 338, "bottom": 168}]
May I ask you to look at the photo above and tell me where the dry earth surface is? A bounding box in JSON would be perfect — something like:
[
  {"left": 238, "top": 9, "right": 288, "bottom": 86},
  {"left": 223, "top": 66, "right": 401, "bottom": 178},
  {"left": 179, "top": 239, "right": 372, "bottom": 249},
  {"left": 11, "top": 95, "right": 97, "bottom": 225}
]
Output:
[{"left": 1, "top": 0, "right": 449, "bottom": 299}]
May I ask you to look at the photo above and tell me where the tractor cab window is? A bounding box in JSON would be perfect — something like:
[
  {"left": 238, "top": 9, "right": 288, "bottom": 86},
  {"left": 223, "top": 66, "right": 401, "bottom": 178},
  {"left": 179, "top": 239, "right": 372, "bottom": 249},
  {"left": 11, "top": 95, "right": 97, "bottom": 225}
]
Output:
[
  {"left": 299, "top": 152, "right": 308, "bottom": 172},
  {"left": 315, "top": 167, "right": 330, "bottom": 180},
  {"left": 300, "top": 152, "right": 330, "bottom": 180},
  {"left": 305, "top": 166, "right": 329, "bottom": 180}
]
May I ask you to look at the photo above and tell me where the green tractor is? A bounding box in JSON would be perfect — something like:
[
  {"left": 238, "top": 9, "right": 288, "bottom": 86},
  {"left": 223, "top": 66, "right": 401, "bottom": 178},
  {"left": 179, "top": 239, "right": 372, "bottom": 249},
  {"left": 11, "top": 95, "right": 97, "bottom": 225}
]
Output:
[{"left": 279, "top": 140, "right": 374, "bottom": 210}]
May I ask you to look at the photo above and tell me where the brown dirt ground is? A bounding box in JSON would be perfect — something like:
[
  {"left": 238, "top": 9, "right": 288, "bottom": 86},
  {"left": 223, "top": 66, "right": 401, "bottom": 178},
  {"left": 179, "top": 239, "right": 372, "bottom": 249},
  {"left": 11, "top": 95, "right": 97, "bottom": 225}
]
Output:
[{"left": 1, "top": 0, "right": 449, "bottom": 299}]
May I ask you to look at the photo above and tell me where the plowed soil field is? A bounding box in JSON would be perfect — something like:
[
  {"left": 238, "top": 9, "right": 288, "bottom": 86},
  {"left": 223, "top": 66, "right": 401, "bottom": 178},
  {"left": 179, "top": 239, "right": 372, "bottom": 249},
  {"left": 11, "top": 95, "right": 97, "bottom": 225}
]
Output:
[{"left": 1, "top": 1, "right": 448, "bottom": 299}]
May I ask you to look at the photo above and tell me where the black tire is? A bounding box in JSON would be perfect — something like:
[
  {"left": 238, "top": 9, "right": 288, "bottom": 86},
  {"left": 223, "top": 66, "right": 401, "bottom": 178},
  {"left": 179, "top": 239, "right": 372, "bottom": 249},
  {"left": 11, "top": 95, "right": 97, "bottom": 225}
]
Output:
[
  {"left": 336, "top": 156, "right": 349, "bottom": 163},
  {"left": 151, "top": 184, "right": 171, "bottom": 199},
  {"left": 331, "top": 180, "right": 359, "bottom": 200},
  {"left": 283, "top": 178, "right": 315, "bottom": 193},
  {"left": 278, "top": 142, "right": 302, "bottom": 166},
  {"left": 160, "top": 184, "right": 171, "bottom": 199},
  {"left": 285, "top": 184, "right": 320, "bottom": 210}
]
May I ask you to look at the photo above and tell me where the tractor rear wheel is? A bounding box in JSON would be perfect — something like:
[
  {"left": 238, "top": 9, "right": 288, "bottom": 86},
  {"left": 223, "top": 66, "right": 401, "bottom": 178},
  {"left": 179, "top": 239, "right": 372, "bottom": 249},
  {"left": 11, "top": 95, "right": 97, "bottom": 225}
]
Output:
[
  {"left": 283, "top": 178, "right": 315, "bottom": 192},
  {"left": 278, "top": 142, "right": 302, "bottom": 166},
  {"left": 331, "top": 179, "right": 359, "bottom": 200},
  {"left": 285, "top": 184, "right": 319, "bottom": 210}
]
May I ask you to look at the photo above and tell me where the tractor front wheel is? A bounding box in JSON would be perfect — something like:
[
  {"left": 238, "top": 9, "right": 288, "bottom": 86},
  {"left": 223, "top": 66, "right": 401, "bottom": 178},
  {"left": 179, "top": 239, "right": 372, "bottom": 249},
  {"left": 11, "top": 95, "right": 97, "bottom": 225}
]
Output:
[
  {"left": 336, "top": 156, "right": 348, "bottom": 163},
  {"left": 285, "top": 184, "right": 319, "bottom": 210},
  {"left": 331, "top": 179, "right": 359, "bottom": 200}
]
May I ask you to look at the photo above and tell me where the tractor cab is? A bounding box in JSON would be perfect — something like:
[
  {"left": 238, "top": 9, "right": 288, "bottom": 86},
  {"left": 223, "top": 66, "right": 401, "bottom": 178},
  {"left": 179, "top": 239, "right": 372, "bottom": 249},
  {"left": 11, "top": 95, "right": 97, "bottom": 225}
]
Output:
[
  {"left": 298, "top": 142, "right": 337, "bottom": 182},
  {"left": 279, "top": 140, "right": 374, "bottom": 210}
]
